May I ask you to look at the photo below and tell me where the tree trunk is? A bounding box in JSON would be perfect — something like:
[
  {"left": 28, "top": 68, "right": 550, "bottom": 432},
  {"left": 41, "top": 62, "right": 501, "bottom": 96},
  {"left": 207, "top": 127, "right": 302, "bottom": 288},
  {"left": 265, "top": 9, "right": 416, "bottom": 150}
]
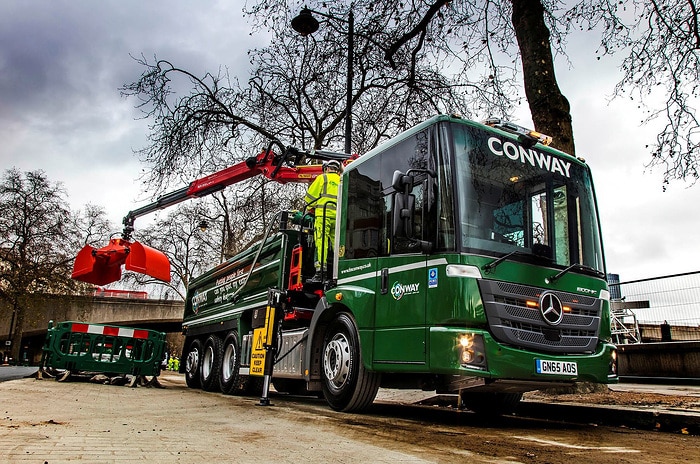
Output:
[
  {"left": 10, "top": 300, "right": 24, "bottom": 363},
  {"left": 511, "top": 0, "right": 575, "bottom": 155}
]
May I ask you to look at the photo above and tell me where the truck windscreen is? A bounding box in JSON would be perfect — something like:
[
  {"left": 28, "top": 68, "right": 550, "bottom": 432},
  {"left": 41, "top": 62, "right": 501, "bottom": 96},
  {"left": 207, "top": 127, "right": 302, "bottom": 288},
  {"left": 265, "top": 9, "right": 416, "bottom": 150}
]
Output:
[{"left": 452, "top": 122, "right": 605, "bottom": 274}]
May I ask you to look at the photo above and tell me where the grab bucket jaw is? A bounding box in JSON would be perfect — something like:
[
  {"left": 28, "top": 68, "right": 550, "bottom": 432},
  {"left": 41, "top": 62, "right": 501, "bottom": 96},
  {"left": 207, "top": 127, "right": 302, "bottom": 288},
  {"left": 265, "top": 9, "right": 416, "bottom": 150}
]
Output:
[
  {"left": 72, "top": 238, "right": 171, "bottom": 286},
  {"left": 124, "top": 241, "right": 171, "bottom": 282}
]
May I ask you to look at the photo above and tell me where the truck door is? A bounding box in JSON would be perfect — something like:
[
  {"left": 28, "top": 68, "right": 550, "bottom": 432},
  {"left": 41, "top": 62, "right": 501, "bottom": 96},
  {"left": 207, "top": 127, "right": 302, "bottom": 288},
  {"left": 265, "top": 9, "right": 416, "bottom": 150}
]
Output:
[{"left": 374, "top": 177, "right": 429, "bottom": 365}]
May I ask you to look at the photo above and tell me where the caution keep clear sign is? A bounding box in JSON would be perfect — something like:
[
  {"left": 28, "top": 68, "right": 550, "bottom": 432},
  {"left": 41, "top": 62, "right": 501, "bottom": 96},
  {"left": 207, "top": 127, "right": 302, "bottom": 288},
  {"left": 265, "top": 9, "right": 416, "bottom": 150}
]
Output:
[{"left": 250, "top": 305, "right": 276, "bottom": 377}]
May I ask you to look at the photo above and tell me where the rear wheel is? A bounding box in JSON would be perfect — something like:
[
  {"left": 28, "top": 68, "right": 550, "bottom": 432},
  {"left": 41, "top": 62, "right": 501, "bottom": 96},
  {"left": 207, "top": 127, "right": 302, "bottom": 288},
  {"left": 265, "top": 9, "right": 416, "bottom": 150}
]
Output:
[
  {"left": 200, "top": 335, "right": 223, "bottom": 392},
  {"left": 460, "top": 392, "right": 523, "bottom": 416},
  {"left": 321, "top": 313, "right": 380, "bottom": 412},
  {"left": 184, "top": 339, "right": 202, "bottom": 389},
  {"left": 220, "top": 332, "right": 242, "bottom": 395}
]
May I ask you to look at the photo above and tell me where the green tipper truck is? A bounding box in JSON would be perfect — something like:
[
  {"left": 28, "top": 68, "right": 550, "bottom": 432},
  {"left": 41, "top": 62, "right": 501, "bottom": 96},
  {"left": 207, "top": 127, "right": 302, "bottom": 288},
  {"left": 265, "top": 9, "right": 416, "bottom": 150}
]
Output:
[{"left": 179, "top": 115, "right": 618, "bottom": 413}]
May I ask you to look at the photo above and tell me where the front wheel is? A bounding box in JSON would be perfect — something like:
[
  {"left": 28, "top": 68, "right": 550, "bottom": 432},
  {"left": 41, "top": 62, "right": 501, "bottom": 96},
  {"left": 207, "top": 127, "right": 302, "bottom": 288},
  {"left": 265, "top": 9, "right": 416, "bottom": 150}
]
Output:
[
  {"left": 184, "top": 339, "right": 202, "bottom": 389},
  {"left": 321, "top": 313, "right": 380, "bottom": 412}
]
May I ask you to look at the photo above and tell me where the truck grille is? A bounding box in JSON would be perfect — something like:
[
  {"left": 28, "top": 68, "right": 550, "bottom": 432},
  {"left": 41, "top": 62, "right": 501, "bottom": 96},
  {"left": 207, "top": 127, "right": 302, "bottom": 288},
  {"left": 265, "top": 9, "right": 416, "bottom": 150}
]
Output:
[{"left": 478, "top": 280, "right": 602, "bottom": 354}]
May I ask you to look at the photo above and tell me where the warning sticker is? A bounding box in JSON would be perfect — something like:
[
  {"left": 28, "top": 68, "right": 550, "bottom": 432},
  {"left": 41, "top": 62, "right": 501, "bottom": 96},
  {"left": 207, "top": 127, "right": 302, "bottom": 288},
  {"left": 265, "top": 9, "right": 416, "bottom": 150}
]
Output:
[
  {"left": 250, "top": 327, "right": 266, "bottom": 377},
  {"left": 249, "top": 306, "right": 276, "bottom": 377}
]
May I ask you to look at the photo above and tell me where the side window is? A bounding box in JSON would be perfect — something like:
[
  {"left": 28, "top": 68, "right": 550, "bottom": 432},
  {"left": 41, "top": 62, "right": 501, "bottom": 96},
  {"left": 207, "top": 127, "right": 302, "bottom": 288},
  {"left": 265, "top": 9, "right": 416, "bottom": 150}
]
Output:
[
  {"left": 380, "top": 129, "right": 432, "bottom": 255},
  {"left": 345, "top": 127, "right": 443, "bottom": 257},
  {"left": 345, "top": 156, "right": 383, "bottom": 258}
]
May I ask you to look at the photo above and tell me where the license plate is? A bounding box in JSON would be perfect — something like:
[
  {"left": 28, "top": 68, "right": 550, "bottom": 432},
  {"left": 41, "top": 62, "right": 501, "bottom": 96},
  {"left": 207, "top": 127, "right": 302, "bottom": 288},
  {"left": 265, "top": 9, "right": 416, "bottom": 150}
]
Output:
[{"left": 535, "top": 359, "right": 578, "bottom": 376}]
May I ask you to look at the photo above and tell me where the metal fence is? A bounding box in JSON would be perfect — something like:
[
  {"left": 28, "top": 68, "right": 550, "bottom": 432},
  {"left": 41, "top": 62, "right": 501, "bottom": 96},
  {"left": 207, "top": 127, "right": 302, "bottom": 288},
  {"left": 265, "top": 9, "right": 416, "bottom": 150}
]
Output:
[{"left": 608, "top": 271, "right": 700, "bottom": 344}]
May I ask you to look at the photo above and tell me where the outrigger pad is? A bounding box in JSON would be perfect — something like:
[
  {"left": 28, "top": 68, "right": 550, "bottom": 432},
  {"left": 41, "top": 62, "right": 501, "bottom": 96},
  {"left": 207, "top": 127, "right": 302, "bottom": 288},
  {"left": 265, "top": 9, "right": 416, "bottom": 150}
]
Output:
[{"left": 125, "top": 241, "right": 171, "bottom": 282}]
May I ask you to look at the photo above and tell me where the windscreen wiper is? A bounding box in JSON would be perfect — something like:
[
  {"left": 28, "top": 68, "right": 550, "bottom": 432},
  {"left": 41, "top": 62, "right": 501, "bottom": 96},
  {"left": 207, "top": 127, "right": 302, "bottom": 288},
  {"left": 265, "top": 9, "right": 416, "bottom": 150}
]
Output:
[
  {"left": 482, "top": 251, "right": 525, "bottom": 272},
  {"left": 545, "top": 263, "right": 605, "bottom": 284}
]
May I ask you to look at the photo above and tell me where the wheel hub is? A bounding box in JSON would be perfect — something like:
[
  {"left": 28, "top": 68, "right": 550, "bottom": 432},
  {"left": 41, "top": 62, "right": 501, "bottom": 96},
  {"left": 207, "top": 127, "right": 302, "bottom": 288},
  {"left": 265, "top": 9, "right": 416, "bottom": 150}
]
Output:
[
  {"left": 323, "top": 334, "right": 351, "bottom": 389},
  {"left": 186, "top": 349, "right": 199, "bottom": 377},
  {"left": 202, "top": 346, "right": 214, "bottom": 379},
  {"left": 222, "top": 344, "right": 236, "bottom": 382}
]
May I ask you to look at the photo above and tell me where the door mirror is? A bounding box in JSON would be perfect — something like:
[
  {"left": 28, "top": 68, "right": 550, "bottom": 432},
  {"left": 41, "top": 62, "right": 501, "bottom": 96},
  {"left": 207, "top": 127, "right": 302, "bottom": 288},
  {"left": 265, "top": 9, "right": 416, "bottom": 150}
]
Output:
[
  {"left": 393, "top": 192, "right": 416, "bottom": 238},
  {"left": 392, "top": 170, "right": 414, "bottom": 194}
]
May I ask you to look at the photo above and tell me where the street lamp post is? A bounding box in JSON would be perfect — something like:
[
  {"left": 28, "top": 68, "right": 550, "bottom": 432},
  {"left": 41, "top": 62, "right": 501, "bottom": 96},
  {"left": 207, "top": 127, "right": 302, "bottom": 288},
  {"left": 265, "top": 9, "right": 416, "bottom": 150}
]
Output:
[{"left": 291, "top": 7, "right": 354, "bottom": 155}]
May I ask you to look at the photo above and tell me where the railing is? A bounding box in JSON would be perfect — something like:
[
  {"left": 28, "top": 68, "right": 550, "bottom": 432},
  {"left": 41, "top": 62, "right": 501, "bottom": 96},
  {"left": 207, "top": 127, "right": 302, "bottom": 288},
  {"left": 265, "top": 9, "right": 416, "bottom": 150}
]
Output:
[
  {"left": 41, "top": 321, "right": 166, "bottom": 377},
  {"left": 608, "top": 271, "right": 700, "bottom": 343}
]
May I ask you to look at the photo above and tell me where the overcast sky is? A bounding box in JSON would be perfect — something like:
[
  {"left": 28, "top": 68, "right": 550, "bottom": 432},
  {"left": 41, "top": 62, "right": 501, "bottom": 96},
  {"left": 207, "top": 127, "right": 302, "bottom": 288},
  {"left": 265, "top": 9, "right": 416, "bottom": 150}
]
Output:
[{"left": 1, "top": 0, "right": 699, "bottom": 284}]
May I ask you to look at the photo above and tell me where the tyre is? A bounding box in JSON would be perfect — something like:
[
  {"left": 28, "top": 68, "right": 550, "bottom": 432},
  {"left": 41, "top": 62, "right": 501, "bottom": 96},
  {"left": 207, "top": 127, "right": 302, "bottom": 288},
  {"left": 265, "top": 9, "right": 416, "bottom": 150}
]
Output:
[
  {"left": 220, "top": 332, "right": 242, "bottom": 395},
  {"left": 185, "top": 338, "right": 202, "bottom": 389},
  {"left": 200, "top": 334, "right": 223, "bottom": 392},
  {"left": 321, "top": 313, "right": 380, "bottom": 412},
  {"left": 460, "top": 392, "right": 523, "bottom": 416}
]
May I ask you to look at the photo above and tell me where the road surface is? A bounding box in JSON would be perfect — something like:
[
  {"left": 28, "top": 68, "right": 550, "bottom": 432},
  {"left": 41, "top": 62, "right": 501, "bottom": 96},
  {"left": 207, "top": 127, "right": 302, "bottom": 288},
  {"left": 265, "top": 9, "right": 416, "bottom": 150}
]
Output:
[{"left": 0, "top": 371, "right": 698, "bottom": 463}]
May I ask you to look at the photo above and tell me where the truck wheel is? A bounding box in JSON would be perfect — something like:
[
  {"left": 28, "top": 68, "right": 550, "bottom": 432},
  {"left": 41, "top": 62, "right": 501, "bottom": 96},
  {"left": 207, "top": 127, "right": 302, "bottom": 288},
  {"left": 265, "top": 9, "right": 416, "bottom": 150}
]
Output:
[
  {"left": 220, "top": 332, "right": 242, "bottom": 395},
  {"left": 200, "top": 335, "right": 223, "bottom": 392},
  {"left": 185, "top": 339, "right": 202, "bottom": 389},
  {"left": 321, "top": 313, "right": 380, "bottom": 412},
  {"left": 460, "top": 392, "right": 523, "bottom": 416}
]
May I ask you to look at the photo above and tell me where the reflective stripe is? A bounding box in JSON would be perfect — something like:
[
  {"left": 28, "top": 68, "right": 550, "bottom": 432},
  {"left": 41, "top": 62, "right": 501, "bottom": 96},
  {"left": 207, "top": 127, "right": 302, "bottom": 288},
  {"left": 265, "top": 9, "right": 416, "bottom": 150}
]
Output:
[
  {"left": 71, "top": 323, "right": 150, "bottom": 339},
  {"left": 304, "top": 173, "right": 339, "bottom": 209},
  {"left": 336, "top": 258, "right": 448, "bottom": 285}
]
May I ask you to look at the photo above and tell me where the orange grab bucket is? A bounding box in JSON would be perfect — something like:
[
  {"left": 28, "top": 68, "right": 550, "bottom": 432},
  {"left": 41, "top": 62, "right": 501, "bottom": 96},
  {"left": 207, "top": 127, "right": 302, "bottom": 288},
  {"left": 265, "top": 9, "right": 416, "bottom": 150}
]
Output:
[{"left": 72, "top": 238, "right": 171, "bottom": 286}]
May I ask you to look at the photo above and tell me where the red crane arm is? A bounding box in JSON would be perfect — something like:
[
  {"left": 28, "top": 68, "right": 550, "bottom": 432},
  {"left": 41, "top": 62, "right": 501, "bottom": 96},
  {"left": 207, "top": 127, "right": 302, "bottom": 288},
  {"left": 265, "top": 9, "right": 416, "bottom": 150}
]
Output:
[{"left": 72, "top": 146, "right": 355, "bottom": 286}]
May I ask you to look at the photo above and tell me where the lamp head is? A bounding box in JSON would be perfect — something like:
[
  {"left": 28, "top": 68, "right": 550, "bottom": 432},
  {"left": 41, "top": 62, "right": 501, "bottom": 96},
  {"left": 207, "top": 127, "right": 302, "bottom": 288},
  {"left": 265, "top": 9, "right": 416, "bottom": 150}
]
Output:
[{"left": 291, "top": 8, "right": 319, "bottom": 36}]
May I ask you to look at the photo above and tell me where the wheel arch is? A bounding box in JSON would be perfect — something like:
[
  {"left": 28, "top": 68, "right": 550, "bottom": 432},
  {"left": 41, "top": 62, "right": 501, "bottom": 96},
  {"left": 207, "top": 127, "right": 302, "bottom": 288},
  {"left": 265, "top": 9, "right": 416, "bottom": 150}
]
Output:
[{"left": 305, "top": 298, "right": 373, "bottom": 383}]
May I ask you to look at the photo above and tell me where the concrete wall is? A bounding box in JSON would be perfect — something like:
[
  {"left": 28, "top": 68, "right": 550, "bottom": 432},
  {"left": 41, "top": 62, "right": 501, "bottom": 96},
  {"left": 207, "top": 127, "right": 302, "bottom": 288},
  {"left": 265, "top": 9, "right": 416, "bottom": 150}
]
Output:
[
  {"left": 618, "top": 341, "right": 700, "bottom": 380},
  {"left": 0, "top": 294, "right": 185, "bottom": 365}
]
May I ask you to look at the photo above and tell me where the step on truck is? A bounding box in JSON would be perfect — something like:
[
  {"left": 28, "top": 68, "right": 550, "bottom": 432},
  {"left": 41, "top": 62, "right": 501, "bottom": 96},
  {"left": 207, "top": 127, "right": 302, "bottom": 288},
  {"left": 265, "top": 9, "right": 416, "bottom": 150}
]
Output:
[{"left": 73, "top": 114, "right": 618, "bottom": 413}]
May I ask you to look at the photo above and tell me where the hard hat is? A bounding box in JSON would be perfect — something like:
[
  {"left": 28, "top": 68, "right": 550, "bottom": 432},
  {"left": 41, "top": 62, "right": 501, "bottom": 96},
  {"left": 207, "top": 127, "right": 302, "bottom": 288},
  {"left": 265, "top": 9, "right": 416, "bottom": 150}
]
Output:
[{"left": 325, "top": 160, "right": 342, "bottom": 172}]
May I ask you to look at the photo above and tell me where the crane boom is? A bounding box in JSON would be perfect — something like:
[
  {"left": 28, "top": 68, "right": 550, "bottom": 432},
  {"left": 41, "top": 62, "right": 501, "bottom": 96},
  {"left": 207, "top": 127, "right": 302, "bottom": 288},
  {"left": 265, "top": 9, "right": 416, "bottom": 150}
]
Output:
[{"left": 72, "top": 146, "right": 355, "bottom": 286}]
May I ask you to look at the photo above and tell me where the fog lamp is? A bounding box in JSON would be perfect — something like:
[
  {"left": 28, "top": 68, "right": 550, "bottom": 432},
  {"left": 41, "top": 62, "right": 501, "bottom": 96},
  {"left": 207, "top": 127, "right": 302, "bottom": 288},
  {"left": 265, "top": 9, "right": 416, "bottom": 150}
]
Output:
[
  {"left": 458, "top": 333, "right": 487, "bottom": 370},
  {"left": 609, "top": 349, "right": 618, "bottom": 377}
]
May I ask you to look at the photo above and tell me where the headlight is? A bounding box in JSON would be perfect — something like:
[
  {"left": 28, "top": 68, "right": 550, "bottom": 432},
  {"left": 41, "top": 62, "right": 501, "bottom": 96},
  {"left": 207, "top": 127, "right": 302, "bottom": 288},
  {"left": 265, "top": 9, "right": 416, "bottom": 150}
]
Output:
[{"left": 458, "top": 333, "right": 487, "bottom": 370}]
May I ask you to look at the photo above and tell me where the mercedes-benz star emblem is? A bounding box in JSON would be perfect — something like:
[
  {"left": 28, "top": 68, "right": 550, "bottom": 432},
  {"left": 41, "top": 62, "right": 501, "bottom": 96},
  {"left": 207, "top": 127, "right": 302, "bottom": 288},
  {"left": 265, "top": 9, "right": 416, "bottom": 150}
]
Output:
[{"left": 539, "top": 291, "right": 564, "bottom": 325}]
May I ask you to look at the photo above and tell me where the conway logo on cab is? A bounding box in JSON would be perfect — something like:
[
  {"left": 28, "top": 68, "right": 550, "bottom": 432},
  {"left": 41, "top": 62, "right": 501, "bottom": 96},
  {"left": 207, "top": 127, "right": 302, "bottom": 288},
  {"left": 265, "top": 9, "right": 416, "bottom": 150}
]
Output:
[{"left": 391, "top": 282, "right": 420, "bottom": 300}]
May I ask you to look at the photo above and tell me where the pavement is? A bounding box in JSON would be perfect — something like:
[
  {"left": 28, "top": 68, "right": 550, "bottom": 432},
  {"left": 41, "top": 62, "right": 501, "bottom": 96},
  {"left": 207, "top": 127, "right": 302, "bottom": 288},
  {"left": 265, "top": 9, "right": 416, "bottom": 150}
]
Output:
[
  {"left": 2, "top": 366, "right": 700, "bottom": 436},
  {"left": 518, "top": 383, "right": 700, "bottom": 435}
]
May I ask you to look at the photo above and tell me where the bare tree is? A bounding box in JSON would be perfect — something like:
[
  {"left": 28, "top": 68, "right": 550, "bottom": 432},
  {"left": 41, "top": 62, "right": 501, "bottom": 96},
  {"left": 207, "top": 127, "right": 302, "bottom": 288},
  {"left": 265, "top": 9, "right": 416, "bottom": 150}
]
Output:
[
  {"left": 378, "top": 0, "right": 575, "bottom": 153},
  {"left": 381, "top": 0, "right": 700, "bottom": 182},
  {"left": 120, "top": 202, "right": 223, "bottom": 299},
  {"left": 72, "top": 203, "right": 113, "bottom": 249},
  {"left": 0, "top": 169, "right": 82, "bottom": 361},
  {"left": 122, "top": 2, "right": 478, "bottom": 190},
  {"left": 567, "top": 0, "right": 700, "bottom": 187}
]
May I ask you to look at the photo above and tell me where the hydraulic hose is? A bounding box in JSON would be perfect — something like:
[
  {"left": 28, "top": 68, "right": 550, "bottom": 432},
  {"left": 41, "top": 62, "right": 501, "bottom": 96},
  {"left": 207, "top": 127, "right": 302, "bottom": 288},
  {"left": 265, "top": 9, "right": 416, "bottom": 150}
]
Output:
[{"left": 228, "top": 210, "right": 282, "bottom": 303}]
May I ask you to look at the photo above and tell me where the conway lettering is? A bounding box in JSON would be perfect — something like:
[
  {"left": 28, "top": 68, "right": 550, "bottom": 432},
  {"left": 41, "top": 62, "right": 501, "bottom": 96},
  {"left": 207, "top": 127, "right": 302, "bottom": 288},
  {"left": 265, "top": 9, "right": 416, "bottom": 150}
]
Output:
[{"left": 487, "top": 137, "right": 572, "bottom": 178}]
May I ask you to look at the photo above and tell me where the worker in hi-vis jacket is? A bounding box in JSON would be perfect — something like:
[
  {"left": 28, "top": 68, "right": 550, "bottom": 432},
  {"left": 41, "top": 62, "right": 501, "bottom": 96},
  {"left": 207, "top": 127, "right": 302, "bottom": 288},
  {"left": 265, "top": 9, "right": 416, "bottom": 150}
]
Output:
[{"left": 304, "top": 160, "right": 342, "bottom": 282}]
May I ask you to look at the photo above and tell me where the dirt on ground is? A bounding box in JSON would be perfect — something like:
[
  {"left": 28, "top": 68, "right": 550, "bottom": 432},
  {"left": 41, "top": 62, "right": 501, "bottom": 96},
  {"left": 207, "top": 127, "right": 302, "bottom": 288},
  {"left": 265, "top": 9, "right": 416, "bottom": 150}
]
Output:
[
  {"left": 1, "top": 372, "right": 699, "bottom": 463},
  {"left": 524, "top": 386, "right": 700, "bottom": 411}
]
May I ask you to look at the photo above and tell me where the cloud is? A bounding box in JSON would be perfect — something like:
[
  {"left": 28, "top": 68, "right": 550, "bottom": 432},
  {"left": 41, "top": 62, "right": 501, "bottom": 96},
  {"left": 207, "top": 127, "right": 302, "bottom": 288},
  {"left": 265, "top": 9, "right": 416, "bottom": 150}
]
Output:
[
  {"left": 1, "top": 0, "right": 699, "bottom": 284},
  {"left": 0, "top": 0, "right": 264, "bottom": 227}
]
